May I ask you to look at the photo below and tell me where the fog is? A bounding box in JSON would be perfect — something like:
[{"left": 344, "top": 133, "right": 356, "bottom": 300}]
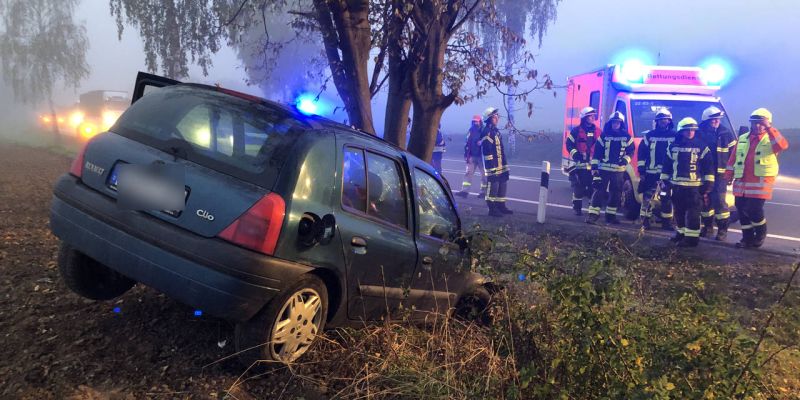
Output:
[{"left": 2, "top": 0, "right": 799, "bottom": 136}]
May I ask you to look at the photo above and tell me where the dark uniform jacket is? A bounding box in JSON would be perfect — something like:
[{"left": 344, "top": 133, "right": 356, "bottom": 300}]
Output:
[
  {"left": 464, "top": 125, "right": 483, "bottom": 159},
  {"left": 637, "top": 126, "right": 676, "bottom": 175},
  {"left": 698, "top": 122, "right": 737, "bottom": 175},
  {"left": 660, "top": 135, "right": 715, "bottom": 187},
  {"left": 592, "top": 121, "right": 634, "bottom": 172},
  {"left": 481, "top": 123, "right": 509, "bottom": 182},
  {"left": 566, "top": 123, "right": 600, "bottom": 170}
]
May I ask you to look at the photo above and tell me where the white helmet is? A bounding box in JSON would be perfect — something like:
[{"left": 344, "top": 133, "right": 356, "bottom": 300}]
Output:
[
  {"left": 608, "top": 111, "right": 625, "bottom": 123},
  {"left": 701, "top": 106, "right": 725, "bottom": 122},
  {"left": 579, "top": 107, "right": 597, "bottom": 119},
  {"left": 654, "top": 108, "right": 673, "bottom": 121},
  {"left": 483, "top": 107, "right": 499, "bottom": 120}
]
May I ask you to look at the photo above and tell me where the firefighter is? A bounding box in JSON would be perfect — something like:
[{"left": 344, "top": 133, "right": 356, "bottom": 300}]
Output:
[
  {"left": 660, "top": 117, "right": 715, "bottom": 247},
  {"left": 697, "top": 106, "right": 737, "bottom": 240},
  {"left": 725, "top": 108, "right": 789, "bottom": 248},
  {"left": 481, "top": 107, "right": 512, "bottom": 217},
  {"left": 566, "top": 107, "right": 600, "bottom": 216},
  {"left": 431, "top": 124, "right": 446, "bottom": 174},
  {"left": 637, "top": 108, "right": 676, "bottom": 230},
  {"left": 457, "top": 115, "right": 487, "bottom": 198},
  {"left": 586, "top": 111, "right": 633, "bottom": 224}
]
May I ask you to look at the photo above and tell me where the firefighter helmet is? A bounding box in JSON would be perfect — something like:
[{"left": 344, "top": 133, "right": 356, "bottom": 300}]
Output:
[
  {"left": 579, "top": 107, "right": 597, "bottom": 119},
  {"left": 749, "top": 108, "right": 773, "bottom": 124},
  {"left": 654, "top": 108, "right": 673, "bottom": 121},
  {"left": 701, "top": 106, "right": 725, "bottom": 122},
  {"left": 483, "top": 107, "right": 499, "bottom": 120},
  {"left": 472, "top": 114, "right": 482, "bottom": 122},
  {"left": 609, "top": 111, "right": 625, "bottom": 123},
  {"left": 677, "top": 117, "right": 699, "bottom": 131}
]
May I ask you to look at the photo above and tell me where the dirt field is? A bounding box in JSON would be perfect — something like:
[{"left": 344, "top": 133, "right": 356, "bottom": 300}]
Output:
[{"left": 0, "top": 143, "right": 326, "bottom": 399}]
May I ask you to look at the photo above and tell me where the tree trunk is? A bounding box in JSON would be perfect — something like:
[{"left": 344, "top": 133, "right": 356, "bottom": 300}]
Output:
[
  {"left": 383, "top": 83, "right": 411, "bottom": 148},
  {"left": 47, "top": 96, "right": 61, "bottom": 145},
  {"left": 407, "top": 105, "right": 443, "bottom": 163},
  {"left": 313, "top": 0, "right": 376, "bottom": 134}
]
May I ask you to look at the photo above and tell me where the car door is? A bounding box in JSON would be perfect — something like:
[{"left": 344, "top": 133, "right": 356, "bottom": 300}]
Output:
[
  {"left": 408, "top": 164, "right": 469, "bottom": 316},
  {"left": 335, "top": 144, "right": 417, "bottom": 321}
]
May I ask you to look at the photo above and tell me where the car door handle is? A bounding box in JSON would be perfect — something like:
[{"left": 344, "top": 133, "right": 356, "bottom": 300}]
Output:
[
  {"left": 422, "top": 256, "right": 433, "bottom": 270},
  {"left": 351, "top": 236, "right": 367, "bottom": 247}
]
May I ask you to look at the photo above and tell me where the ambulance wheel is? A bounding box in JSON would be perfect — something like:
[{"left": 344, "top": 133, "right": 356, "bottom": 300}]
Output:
[{"left": 621, "top": 178, "right": 639, "bottom": 221}]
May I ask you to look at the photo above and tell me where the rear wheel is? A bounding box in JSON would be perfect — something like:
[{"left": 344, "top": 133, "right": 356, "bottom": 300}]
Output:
[
  {"left": 454, "top": 285, "right": 494, "bottom": 326},
  {"left": 621, "top": 178, "right": 640, "bottom": 221},
  {"left": 235, "top": 275, "right": 328, "bottom": 367},
  {"left": 58, "top": 243, "right": 136, "bottom": 300}
]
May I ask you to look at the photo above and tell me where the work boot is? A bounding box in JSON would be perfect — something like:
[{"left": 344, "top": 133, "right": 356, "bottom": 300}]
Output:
[
  {"left": 661, "top": 219, "right": 674, "bottom": 231},
  {"left": 488, "top": 202, "right": 503, "bottom": 217},
  {"left": 715, "top": 219, "right": 729, "bottom": 241},
  {"left": 641, "top": 217, "right": 652, "bottom": 230},
  {"left": 585, "top": 213, "right": 600, "bottom": 225},
  {"left": 735, "top": 228, "right": 754, "bottom": 248},
  {"left": 456, "top": 190, "right": 469, "bottom": 198},
  {"left": 700, "top": 220, "right": 715, "bottom": 238},
  {"left": 572, "top": 200, "right": 583, "bottom": 216},
  {"left": 498, "top": 203, "right": 514, "bottom": 215},
  {"left": 677, "top": 236, "right": 699, "bottom": 247},
  {"left": 605, "top": 214, "right": 620, "bottom": 225},
  {"left": 752, "top": 224, "right": 767, "bottom": 248},
  {"left": 670, "top": 232, "right": 684, "bottom": 243}
]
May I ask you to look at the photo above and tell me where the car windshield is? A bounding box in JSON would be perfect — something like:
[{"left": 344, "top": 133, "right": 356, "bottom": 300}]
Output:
[
  {"left": 630, "top": 99, "right": 734, "bottom": 137},
  {"left": 112, "top": 85, "right": 307, "bottom": 175}
]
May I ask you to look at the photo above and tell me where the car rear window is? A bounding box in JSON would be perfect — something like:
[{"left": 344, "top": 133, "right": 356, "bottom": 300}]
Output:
[{"left": 112, "top": 85, "right": 308, "bottom": 178}]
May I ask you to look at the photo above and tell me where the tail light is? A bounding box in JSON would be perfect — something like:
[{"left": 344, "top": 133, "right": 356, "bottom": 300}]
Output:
[
  {"left": 69, "top": 143, "right": 88, "bottom": 178},
  {"left": 218, "top": 193, "right": 286, "bottom": 255}
]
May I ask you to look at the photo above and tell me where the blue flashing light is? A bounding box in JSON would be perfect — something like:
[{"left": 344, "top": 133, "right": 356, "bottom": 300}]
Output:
[
  {"left": 113, "top": 307, "right": 121, "bottom": 313},
  {"left": 297, "top": 97, "right": 319, "bottom": 115},
  {"left": 620, "top": 59, "right": 646, "bottom": 84},
  {"left": 699, "top": 57, "right": 734, "bottom": 86},
  {"left": 194, "top": 310, "right": 203, "bottom": 317},
  {"left": 518, "top": 273, "right": 526, "bottom": 282}
]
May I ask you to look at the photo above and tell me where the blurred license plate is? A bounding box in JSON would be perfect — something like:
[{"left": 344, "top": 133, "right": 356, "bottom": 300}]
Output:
[{"left": 108, "top": 163, "right": 188, "bottom": 216}]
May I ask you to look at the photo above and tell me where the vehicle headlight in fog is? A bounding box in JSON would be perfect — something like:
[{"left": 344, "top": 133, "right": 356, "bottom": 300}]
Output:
[
  {"left": 42, "top": 115, "right": 52, "bottom": 123},
  {"left": 57, "top": 117, "right": 65, "bottom": 124},
  {"left": 193, "top": 127, "right": 211, "bottom": 148},
  {"left": 69, "top": 111, "right": 85, "bottom": 127},
  {"left": 79, "top": 123, "right": 98, "bottom": 139},
  {"left": 102, "top": 110, "right": 121, "bottom": 130}
]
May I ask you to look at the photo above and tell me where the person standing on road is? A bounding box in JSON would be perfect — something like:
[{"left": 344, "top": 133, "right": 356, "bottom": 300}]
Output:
[
  {"left": 586, "top": 111, "right": 633, "bottom": 225},
  {"left": 431, "top": 124, "right": 446, "bottom": 174},
  {"left": 458, "top": 115, "right": 487, "bottom": 198},
  {"left": 725, "top": 108, "right": 789, "bottom": 248},
  {"left": 697, "top": 106, "right": 737, "bottom": 241},
  {"left": 481, "top": 107, "right": 513, "bottom": 217},
  {"left": 566, "top": 107, "right": 600, "bottom": 216},
  {"left": 637, "top": 108, "right": 676, "bottom": 230},
  {"left": 660, "top": 117, "right": 715, "bottom": 247}
]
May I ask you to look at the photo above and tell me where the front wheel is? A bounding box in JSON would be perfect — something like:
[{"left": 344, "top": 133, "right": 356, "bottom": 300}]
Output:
[
  {"left": 454, "top": 285, "right": 495, "bottom": 326},
  {"left": 235, "top": 275, "right": 328, "bottom": 366},
  {"left": 620, "top": 178, "right": 640, "bottom": 221}
]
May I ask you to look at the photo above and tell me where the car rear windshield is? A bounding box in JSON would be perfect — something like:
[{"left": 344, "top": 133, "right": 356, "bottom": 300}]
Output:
[{"left": 111, "top": 85, "right": 308, "bottom": 180}]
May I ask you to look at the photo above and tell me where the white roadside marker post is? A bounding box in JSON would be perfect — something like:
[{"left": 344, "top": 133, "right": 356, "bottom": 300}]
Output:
[{"left": 537, "top": 161, "right": 550, "bottom": 223}]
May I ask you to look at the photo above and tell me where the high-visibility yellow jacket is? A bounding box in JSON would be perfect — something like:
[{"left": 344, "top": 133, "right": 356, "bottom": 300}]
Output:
[{"left": 731, "top": 131, "right": 784, "bottom": 178}]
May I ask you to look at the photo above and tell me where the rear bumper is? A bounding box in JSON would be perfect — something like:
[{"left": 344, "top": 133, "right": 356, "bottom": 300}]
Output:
[{"left": 50, "top": 174, "right": 312, "bottom": 321}]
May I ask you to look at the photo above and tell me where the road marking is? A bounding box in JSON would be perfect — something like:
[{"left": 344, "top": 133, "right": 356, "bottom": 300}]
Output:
[
  {"left": 442, "top": 169, "right": 570, "bottom": 184},
  {"left": 458, "top": 192, "right": 800, "bottom": 244},
  {"left": 443, "top": 158, "right": 543, "bottom": 169}
]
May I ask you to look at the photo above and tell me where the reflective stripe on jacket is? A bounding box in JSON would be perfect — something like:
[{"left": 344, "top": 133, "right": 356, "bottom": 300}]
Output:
[{"left": 660, "top": 136, "right": 715, "bottom": 187}]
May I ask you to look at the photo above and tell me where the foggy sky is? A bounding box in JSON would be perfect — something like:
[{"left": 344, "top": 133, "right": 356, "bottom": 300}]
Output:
[{"left": 10, "top": 0, "right": 800, "bottom": 134}]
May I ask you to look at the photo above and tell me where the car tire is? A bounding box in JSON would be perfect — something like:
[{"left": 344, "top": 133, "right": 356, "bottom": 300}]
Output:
[
  {"left": 235, "top": 275, "right": 328, "bottom": 367},
  {"left": 58, "top": 243, "right": 136, "bottom": 300},
  {"left": 621, "top": 178, "right": 640, "bottom": 221},
  {"left": 454, "top": 285, "right": 494, "bottom": 326}
]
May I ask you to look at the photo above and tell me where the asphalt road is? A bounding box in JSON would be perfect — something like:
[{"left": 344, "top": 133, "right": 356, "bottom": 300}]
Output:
[{"left": 442, "top": 158, "right": 800, "bottom": 256}]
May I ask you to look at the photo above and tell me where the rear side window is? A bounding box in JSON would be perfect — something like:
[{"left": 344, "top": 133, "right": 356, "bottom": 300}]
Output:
[
  {"left": 414, "top": 169, "right": 458, "bottom": 240},
  {"left": 589, "top": 91, "right": 600, "bottom": 113},
  {"left": 366, "top": 152, "right": 407, "bottom": 228},
  {"left": 341, "top": 147, "right": 408, "bottom": 228},
  {"left": 112, "top": 85, "right": 307, "bottom": 175}
]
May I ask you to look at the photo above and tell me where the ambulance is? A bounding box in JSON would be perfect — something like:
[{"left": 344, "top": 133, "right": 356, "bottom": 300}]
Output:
[{"left": 561, "top": 63, "right": 736, "bottom": 219}]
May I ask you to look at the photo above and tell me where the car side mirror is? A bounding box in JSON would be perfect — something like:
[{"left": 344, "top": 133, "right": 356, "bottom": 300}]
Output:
[{"left": 298, "top": 212, "right": 336, "bottom": 247}]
